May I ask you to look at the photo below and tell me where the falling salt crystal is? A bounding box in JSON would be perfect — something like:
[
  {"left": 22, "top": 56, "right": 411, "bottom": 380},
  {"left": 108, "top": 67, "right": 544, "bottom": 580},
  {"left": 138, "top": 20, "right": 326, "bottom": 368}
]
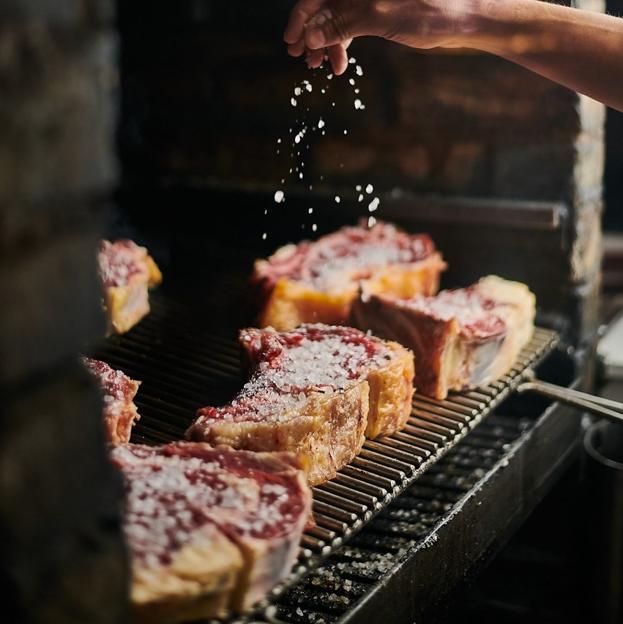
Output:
[
  {"left": 264, "top": 209, "right": 268, "bottom": 215},
  {"left": 262, "top": 232, "right": 268, "bottom": 240},
  {"left": 349, "top": 57, "right": 356, "bottom": 64},
  {"left": 354, "top": 99, "right": 363, "bottom": 110},
  {"left": 312, "top": 224, "right": 318, "bottom": 232},
  {"left": 358, "top": 194, "right": 364, "bottom": 202},
  {"left": 334, "top": 195, "right": 341, "bottom": 203},
  {"left": 327, "top": 74, "right": 333, "bottom": 80},
  {"left": 309, "top": 184, "right": 313, "bottom": 190},
  {"left": 294, "top": 87, "right": 302, "bottom": 96},
  {"left": 368, "top": 216, "right": 377, "bottom": 227},
  {"left": 349, "top": 78, "right": 355, "bottom": 86},
  {"left": 274, "top": 190, "right": 285, "bottom": 203},
  {"left": 355, "top": 65, "right": 363, "bottom": 76},
  {"left": 299, "top": 172, "right": 303, "bottom": 179},
  {"left": 318, "top": 118, "right": 325, "bottom": 129},
  {"left": 308, "top": 208, "right": 314, "bottom": 214},
  {"left": 290, "top": 98, "right": 297, "bottom": 107},
  {"left": 356, "top": 185, "right": 362, "bottom": 191},
  {"left": 331, "top": 102, "right": 335, "bottom": 107},
  {"left": 281, "top": 178, "right": 285, "bottom": 184},
  {"left": 321, "top": 89, "right": 326, "bottom": 94},
  {"left": 305, "top": 83, "right": 312, "bottom": 92},
  {"left": 295, "top": 135, "right": 301, "bottom": 144},
  {"left": 277, "top": 138, "right": 281, "bottom": 144},
  {"left": 343, "top": 129, "right": 348, "bottom": 135},
  {"left": 366, "top": 184, "right": 374, "bottom": 193},
  {"left": 355, "top": 88, "right": 360, "bottom": 94},
  {"left": 321, "top": 130, "right": 326, "bottom": 135},
  {"left": 368, "top": 197, "right": 380, "bottom": 212}
]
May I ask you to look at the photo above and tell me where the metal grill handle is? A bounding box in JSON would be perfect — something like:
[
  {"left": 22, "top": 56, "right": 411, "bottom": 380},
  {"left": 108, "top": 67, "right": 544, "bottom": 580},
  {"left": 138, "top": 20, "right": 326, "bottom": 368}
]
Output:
[{"left": 517, "top": 370, "right": 623, "bottom": 424}]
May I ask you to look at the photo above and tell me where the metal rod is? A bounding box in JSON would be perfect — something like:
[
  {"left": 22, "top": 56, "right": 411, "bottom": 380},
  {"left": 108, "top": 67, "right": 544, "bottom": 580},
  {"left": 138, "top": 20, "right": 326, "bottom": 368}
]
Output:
[{"left": 517, "top": 376, "right": 623, "bottom": 424}]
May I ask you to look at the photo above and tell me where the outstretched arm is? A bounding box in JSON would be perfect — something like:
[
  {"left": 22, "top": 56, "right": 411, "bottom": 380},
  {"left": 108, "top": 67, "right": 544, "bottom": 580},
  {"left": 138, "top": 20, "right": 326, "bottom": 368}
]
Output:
[{"left": 284, "top": 0, "right": 623, "bottom": 112}]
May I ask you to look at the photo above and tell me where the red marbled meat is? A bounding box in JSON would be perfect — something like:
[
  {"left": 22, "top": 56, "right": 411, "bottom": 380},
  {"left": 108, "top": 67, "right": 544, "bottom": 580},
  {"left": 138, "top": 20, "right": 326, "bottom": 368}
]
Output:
[
  {"left": 83, "top": 357, "right": 140, "bottom": 445},
  {"left": 191, "top": 324, "right": 391, "bottom": 426},
  {"left": 111, "top": 442, "right": 311, "bottom": 616},
  {"left": 186, "top": 324, "right": 415, "bottom": 485},
  {"left": 351, "top": 276, "right": 536, "bottom": 400},
  {"left": 252, "top": 221, "right": 445, "bottom": 331},
  {"left": 98, "top": 239, "right": 150, "bottom": 288},
  {"left": 254, "top": 221, "right": 437, "bottom": 292}
]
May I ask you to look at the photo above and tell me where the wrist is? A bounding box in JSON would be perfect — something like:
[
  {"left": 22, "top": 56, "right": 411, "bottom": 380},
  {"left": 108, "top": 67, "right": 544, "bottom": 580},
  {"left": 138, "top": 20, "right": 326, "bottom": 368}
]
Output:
[
  {"left": 442, "top": 0, "right": 492, "bottom": 48},
  {"left": 458, "top": 0, "right": 535, "bottom": 55}
]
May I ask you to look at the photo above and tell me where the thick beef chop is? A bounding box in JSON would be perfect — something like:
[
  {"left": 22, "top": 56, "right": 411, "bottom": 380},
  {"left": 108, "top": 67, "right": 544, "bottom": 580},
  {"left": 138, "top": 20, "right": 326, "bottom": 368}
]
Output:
[
  {"left": 187, "top": 324, "right": 414, "bottom": 485},
  {"left": 98, "top": 239, "right": 162, "bottom": 334},
  {"left": 111, "top": 442, "right": 311, "bottom": 622},
  {"left": 351, "top": 276, "right": 535, "bottom": 399},
  {"left": 83, "top": 357, "right": 141, "bottom": 445},
  {"left": 253, "top": 221, "right": 445, "bottom": 331}
]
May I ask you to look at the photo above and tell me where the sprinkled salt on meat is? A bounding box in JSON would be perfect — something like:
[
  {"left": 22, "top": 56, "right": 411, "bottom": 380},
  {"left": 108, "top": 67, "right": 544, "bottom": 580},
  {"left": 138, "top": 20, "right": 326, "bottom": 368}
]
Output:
[
  {"left": 98, "top": 240, "right": 149, "bottom": 288},
  {"left": 255, "top": 222, "right": 436, "bottom": 292},
  {"left": 396, "top": 288, "right": 507, "bottom": 339},
  {"left": 111, "top": 443, "right": 310, "bottom": 569},
  {"left": 196, "top": 324, "right": 391, "bottom": 425},
  {"left": 83, "top": 357, "right": 140, "bottom": 445}
]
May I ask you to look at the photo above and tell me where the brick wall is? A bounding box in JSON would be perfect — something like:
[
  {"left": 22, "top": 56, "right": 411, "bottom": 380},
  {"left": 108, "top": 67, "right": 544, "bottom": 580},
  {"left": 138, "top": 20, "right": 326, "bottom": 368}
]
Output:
[
  {"left": 0, "top": 0, "right": 127, "bottom": 620},
  {"left": 119, "top": 0, "right": 605, "bottom": 344}
]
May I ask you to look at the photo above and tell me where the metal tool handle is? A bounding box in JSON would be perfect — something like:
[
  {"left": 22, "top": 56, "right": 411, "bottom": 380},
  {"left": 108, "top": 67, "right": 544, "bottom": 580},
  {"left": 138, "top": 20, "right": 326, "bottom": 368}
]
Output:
[{"left": 517, "top": 371, "right": 623, "bottom": 424}]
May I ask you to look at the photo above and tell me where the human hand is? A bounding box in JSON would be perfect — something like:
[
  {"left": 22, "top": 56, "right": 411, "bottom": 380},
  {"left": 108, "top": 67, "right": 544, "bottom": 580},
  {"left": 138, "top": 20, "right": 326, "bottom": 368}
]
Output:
[{"left": 284, "top": 0, "right": 475, "bottom": 75}]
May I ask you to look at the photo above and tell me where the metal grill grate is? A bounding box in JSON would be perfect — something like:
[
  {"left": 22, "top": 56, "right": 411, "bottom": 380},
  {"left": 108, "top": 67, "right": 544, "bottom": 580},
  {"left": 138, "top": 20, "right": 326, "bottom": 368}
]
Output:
[{"left": 92, "top": 294, "right": 559, "bottom": 620}]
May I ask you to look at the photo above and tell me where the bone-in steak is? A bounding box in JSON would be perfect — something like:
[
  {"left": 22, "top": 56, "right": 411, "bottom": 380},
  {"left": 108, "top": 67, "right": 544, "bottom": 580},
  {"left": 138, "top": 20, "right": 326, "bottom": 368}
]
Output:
[
  {"left": 111, "top": 442, "right": 311, "bottom": 622},
  {"left": 186, "top": 324, "right": 414, "bottom": 485},
  {"left": 351, "top": 276, "right": 535, "bottom": 399},
  {"left": 253, "top": 221, "right": 445, "bottom": 331},
  {"left": 83, "top": 357, "right": 141, "bottom": 445},
  {"left": 98, "top": 239, "right": 162, "bottom": 334}
]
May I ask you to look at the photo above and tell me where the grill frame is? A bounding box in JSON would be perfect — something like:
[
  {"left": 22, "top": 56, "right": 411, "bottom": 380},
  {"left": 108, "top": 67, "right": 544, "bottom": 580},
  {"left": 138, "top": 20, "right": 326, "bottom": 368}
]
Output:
[{"left": 92, "top": 294, "right": 559, "bottom": 621}]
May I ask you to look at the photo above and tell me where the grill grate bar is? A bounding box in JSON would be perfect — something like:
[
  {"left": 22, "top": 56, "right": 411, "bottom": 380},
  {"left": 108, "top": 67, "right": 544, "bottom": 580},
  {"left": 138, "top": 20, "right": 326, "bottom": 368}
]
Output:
[{"left": 91, "top": 295, "right": 557, "bottom": 622}]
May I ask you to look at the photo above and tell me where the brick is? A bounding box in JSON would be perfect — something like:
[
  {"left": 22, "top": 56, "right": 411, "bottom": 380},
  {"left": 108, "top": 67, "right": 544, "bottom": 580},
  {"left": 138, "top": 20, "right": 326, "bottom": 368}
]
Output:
[
  {"left": 0, "top": 362, "right": 128, "bottom": 622},
  {"left": 0, "top": 0, "right": 114, "bottom": 27},
  {"left": 440, "top": 142, "right": 487, "bottom": 193},
  {"left": 312, "top": 138, "right": 377, "bottom": 176},
  {"left": 492, "top": 143, "right": 576, "bottom": 201},
  {"left": 573, "top": 131, "right": 605, "bottom": 205},
  {"left": 571, "top": 199, "right": 603, "bottom": 282},
  {"left": 566, "top": 270, "right": 602, "bottom": 345},
  {"left": 0, "top": 24, "right": 118, "bottom": 248},
  {"left": 0, "top": 227, "right": 106, "bottom": 385},
  {"left": 392, "top": 52, "right": 582, "bottom": 145}
]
